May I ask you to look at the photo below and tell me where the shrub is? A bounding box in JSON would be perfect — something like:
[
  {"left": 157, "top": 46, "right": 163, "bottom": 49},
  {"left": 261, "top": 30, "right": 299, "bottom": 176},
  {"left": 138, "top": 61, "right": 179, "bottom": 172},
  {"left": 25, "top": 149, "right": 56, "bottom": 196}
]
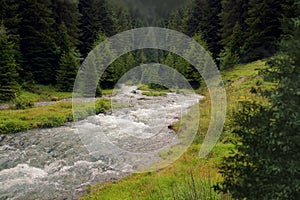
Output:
[{"left": 12, "top": 97, "right": 34, "bottom": 110}]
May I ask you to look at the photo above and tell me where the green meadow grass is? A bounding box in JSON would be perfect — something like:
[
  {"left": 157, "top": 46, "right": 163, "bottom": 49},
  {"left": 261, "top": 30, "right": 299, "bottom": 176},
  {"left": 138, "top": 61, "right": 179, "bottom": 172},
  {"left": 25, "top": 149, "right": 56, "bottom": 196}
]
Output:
[
  {"left": 142, "top": 91, "right": 168, "bottom": 97},
  {"left": 0, "top": 99, "right": 111, "bottom": 134},
  {"left": 81, "top": 60, "right": 274, "bottom": 200}
]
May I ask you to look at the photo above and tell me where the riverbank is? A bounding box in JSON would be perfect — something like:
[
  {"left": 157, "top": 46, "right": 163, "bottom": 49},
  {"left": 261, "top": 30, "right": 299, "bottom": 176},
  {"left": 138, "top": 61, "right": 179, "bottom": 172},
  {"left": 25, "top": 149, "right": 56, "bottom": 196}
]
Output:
[
  {"left": 0, "top": 85, "right": 116, "bottom": 134},
  {"left": 0, "top": 84, "right": 203, "bottom": 199},
  {"left": 81, "top": 60, "right": 274, "bottom": 199}
]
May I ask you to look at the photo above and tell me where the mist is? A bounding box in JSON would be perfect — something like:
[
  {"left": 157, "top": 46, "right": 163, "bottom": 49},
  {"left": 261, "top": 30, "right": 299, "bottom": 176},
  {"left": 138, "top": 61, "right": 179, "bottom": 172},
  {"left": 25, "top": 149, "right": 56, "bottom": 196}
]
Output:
[{"left": 109, "top": 0, "right": 192, "bottom": 24}]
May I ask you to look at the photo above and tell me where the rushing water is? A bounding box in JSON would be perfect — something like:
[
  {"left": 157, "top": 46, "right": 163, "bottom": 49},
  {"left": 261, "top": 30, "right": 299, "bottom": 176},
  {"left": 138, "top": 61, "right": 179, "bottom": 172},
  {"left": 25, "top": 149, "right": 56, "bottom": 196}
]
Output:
[{"left": 0, "top": 86, "right": 202, "bottom": 200}]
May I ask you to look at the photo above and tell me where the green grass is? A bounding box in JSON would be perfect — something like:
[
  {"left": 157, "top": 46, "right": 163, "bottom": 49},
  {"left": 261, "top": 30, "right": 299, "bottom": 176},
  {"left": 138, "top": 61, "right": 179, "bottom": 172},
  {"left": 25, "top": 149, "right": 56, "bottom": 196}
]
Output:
[
  {"left": 137, "top": 84, "right": 170, "bottom": 92},
  {"left": 81, "top": 60, "right": 275, "bottom": 200},
  {"left": 137, "top": 84, "right": 169, "bottom": 97},
  {"left": 142, "top": 91, "right": 167, "bottom": 97},
  {"left": 18, "top": 84, "right": 73, "bottom": 102},
  {"left": 102, "top": 89, "right": 116, "bottom": 96},
  {"left": 0, "top": 99, "right": 111, "bottom": 134},
  {"left": 1, "top": 84, "right": 116, "bottom": 104}
]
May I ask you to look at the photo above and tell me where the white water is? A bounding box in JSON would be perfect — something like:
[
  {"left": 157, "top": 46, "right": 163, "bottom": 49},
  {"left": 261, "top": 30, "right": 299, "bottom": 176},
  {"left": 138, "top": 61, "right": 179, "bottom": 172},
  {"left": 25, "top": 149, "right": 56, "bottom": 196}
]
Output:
[{"left": 0, "top": 85, "right": 202, "bottom": 199}]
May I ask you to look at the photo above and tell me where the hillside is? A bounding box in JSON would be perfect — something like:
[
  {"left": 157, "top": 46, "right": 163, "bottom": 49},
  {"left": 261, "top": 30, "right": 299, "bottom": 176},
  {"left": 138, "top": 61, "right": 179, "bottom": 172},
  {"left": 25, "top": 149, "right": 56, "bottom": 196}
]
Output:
[{"left": 80, "top": 60, "right": 274, "bottom": 200}]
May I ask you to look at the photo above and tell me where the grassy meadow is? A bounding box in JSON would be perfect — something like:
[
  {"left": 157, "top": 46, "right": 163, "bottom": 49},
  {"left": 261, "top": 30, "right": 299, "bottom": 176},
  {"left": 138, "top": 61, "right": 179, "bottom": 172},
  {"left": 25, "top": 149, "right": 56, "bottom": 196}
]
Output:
[
  {"left": 81, "top": 60, "right": 274, "bottom": 200},
  {"left": 0, "top": 86, "right": 113, "bottom": 134}
]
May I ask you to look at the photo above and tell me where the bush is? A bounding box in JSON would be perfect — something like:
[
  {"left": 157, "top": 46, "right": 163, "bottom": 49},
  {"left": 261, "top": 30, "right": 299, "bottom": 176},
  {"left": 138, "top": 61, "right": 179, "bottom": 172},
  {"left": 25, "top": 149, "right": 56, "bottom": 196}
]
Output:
[
  {"left": 95, "top": 99, "right": 110, "bottom": 114},
  {"left": 12, "top": 97, "right": 34, "bottom": 110},
  {"left": 0, "top": 120, "right": 31, "bottom": 134}
]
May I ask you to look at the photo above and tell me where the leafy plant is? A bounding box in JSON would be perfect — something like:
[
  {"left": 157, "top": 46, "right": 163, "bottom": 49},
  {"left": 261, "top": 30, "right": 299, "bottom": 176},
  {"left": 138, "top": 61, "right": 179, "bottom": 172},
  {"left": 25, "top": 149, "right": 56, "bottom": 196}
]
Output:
[
  {"left": 216, "top": 17, "right": 300, "bottom": 199},
  {"left": 12, "top": 97, "right": 34, "bottom": 110}
]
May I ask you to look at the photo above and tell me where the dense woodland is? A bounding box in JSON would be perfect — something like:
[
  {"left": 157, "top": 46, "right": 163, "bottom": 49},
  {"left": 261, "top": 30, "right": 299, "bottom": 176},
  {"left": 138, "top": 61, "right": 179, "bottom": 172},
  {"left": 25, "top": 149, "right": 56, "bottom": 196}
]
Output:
[
  {"left": 0, "top": 0, "right": 296, "bottom": 98},
  {"left": 0, "top": 0, "right": 299, "bottom": 199}
]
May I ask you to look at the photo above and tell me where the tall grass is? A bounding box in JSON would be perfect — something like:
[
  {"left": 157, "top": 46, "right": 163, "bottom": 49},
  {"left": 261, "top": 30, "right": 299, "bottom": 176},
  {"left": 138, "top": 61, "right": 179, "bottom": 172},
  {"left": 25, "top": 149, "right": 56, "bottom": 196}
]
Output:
[{"left": 152, "top": 170, "right": 232, "bottom": 200}]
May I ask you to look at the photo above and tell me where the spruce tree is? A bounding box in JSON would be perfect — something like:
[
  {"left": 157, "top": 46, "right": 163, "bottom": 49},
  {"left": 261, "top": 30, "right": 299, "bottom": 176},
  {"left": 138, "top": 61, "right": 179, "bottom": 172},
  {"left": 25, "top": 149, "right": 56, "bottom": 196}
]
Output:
[
  {"left": 219, "top": 0, "right": 249, "bottom": 49},
  {"left": 52, "top": 0, "right": 81, "bottom": 48},
  {"left": 56, "top": 23, "right": 80, "bottom": 92},
  {"left": 79, "top": 0, "right": 116, "bottom": 56},
  {"left": 186, "top": 0, "right": 222, "bottom": 65},
  {"left": 219, "top": 22, "right": 243, "bottom": 69},
  {"left": 19, "top": 0, "right": 57, "bottom": 84},
  {"left": 0, "top": 25, "right": 20, "bottom": 101},
  {"left": 56, "top": 50, "right": 80, "bottom": 92},
  {"left": 219, "top": 0, "right": 249, "bottom": 66},
  {"left": 243, "top": 0, "right": 283, "bottom": 62},
  {"left": 0, "top": 0, "right": 23, "bottom": 80}
]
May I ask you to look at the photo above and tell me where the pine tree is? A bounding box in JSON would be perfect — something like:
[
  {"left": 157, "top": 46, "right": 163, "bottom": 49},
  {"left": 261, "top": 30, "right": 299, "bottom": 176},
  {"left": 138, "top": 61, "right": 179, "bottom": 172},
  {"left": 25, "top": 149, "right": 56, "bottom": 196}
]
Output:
[
  {"left": 56, "top": 23, "right": 80, "bottom": 92},
  {"left": 186, "top": 0, "right": 222, "bottom": 65},
  {"left": 0, "top": 0, "right": 23, "bottom": 80},
  {"left": 219, "top": 0, "right": 249, "bottom": 48},
  {"left": 219, "top": 22, "right": 243, "bottom": 69},
  {"left": 243, "top": 0, "right": 283, "bottom": 62},
  {"left": 52, "top": 0, "right": 81, "bottom": 48},
  {"left": 0, "top": 25, "right": 20, "bottom": 101},
  {"left": 56, "top": 50, "right": 80, "bottom": 92},
  {"left": 219, "top": 0, "right": 249, "bottom": 66},
  {"left": 216, "top": 8, "right": 300, "bottom": 199},
  {"left": 19, "top": 0, "right": 57, "bottom": 84},
  {"left": 79, "top": 0, "right": 116, "bottom": 56}
]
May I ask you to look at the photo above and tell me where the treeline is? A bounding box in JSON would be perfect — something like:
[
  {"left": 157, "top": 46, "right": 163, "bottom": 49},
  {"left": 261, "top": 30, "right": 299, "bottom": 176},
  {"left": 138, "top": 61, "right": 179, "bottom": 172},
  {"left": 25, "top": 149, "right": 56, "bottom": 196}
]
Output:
[
  {"left": 167, "top": 0, "right": 297, "bottom": 68},
  {"left": 0, "top": 0, "right": 133, "bottom": 100},
  {"left": 0, "top": 0, "right": 297, "bottom": 101}
]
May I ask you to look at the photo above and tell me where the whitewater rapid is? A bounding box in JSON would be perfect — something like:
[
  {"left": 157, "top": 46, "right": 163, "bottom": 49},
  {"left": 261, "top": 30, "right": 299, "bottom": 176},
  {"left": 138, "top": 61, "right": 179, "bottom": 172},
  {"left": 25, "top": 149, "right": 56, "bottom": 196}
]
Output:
[{"left": 0, "top": 85, "right": 202, "bottom": 199}]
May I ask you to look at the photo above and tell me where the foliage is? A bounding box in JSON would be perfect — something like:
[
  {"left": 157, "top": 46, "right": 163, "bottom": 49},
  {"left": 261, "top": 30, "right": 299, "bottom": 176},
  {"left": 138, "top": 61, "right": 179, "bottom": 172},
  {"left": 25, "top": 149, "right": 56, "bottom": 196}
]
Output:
[
  {"left": 219, "top": 47, "right": 240, "bottom": 70},
  {"left": 216, "top": 17, "right": 300, "bottom": 199},
  {"left": 242, "top": 0, "right": 283, "bottom": 62},
  {"left": 52, "top": 0, "right": 81, "bottom": 48},
  {"left": 56, "top": 23, "right": 80, "bottom": 92},
  {"left": 0, "top": 0, "right": 22, "bottom": 78},
  {"left": 0, "top": 24, "right": 20, "bottom": 101},
  {"left": 186, "top": 0, "right": 222, "bottom": 65},
  {"left": 12, "top": 96, "right": 34, "bottom": 110},
  {"left": 78, "top": 0, "right": 117, "bottom": 56},
  {"left": 19, "top": 0, "right": 58, "bottom": 84}
]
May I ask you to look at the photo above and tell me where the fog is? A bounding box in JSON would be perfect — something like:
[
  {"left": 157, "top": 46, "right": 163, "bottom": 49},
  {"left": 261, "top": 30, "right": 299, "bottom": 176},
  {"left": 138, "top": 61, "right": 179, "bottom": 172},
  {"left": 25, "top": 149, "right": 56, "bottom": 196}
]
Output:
[{"left": 109, "top": 0, "right": 192, "bottom": 24}]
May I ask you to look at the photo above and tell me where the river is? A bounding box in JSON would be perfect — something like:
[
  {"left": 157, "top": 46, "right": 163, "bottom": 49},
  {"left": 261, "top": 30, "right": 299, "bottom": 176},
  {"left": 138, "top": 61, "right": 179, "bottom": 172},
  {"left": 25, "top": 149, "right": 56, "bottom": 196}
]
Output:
[{"left": 0, "top": 85, "right": 202, "bottom": 200}]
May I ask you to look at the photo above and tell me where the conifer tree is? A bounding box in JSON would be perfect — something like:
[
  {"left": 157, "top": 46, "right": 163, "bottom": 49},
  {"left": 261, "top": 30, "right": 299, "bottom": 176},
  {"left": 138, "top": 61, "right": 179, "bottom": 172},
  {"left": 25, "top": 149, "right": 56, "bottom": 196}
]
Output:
[
  {"left": 243, "top": 0, "right": 283, "bottom": 62},
  {"left": 0, "top": 25, "right": 20, "bottom": 101},
  {"left": 219, "top": 22, "right": 243, "bottom": 69},
  {"left": 56, "top": 23, "right": 80, "bottom": 92},
  {"left": 0, "top": 0, "right": 23, "bottom": 80},
  {"left": 219, "top": 0, "right": 249, "bottom": 66},
  {"left": 186, "top": 0, "right": 222, "bottom": 65},
  {"left": 19, "top": 0, "right": 57, "bottom": 84},
  {"left": 216, "top": 5, "right": 300, "bottom": 198},
  {"left": 52, "top": 0, "right": 81, "bottom": 47},
  {"left": 79, "top": 0, "right": 116, "bottom": 56},
  {"left": 219, "top": 0, "right": 249, "bottom": 49}
]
